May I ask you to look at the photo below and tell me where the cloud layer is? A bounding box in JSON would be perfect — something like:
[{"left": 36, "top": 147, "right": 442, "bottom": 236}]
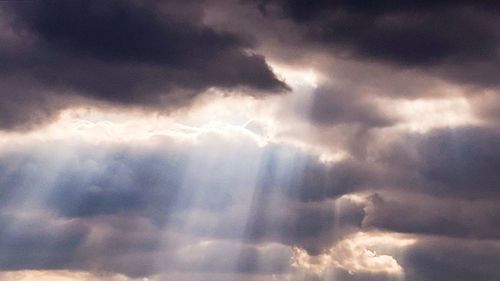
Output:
[
  {"left": 0, "top": 0, "right": 287, "bottom": 130},
  {"left": 1, "top": 1, "right": 500, "bottom": 281}
]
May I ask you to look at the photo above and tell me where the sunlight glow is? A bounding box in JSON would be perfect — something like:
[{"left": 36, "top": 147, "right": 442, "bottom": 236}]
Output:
[
  {"left": 0, "top": 270, "right": 144, "bottom": 281},
  {"left": 0, "top": 58, "right": 348, "bottom": 166},
  {"left": 292, "top": 231, "right": 416, "bottom": 278},
  {"left": 390, "top": 97, "right": 481, "bottom": 132},
  {"left": 270, "top": 63, "right": 320, "bottom": 89}
]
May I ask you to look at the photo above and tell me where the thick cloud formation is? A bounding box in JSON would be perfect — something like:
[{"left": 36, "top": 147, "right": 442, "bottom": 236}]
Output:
[
  {"left": 0, "top": 135, "right": 371, "bottom": 279},
  {"left": 371, "top": 126, "right": 500, "bottom": 200},
  {"left": 403, "top": 238, "right": 500, "bottom": 281},
  {"left": 308, "top": 86, "right": 396, "bottom": 127},
  {"left": 416, "top": 127, "right": 500, "bottom": 198},
  {"left": 0, "top": 0, "right": 287, "bottom": 130},
  {"left": 0, "top": 214, "right": 90, "bottom": 271},
  {"left": 1, "top": 1, "right": 500, "bottom": 280},
  {"left": 277, "top": 0, "right": 498, "bottom": 63},
  {"left": 258, "top": 0, "right": 500, "bottom": 87},
  {"left": 363, "top": 192, "right": 500, "bottom": 239},
  {"left": 1, "top": 124, "right": 499, "bottom": 279},
  {"left": 0, "top": 127, "right": 500, "bottom": 279}
]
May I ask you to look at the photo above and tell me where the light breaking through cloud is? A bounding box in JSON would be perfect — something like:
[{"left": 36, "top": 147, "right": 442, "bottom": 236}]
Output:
[{"left": 0, "top": 1, "right": 499, "bottom": 281}]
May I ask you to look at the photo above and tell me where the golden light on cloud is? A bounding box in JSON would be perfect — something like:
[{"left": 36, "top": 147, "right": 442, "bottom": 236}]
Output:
[
  {"left": 291, "top": 231, "right": 416, "bottom": 278},
  {"left": 0, "top": 270, "right": 146, "bottom": 281},
  {"left": 390, "top": 97, "right": 481, "bottom": 132},
  {"left": 270, "top": 63, "right": 320, "bottom": 89},
  {"left": 0, "top": 96, "right": 270, "bottom": 147},
  {"left": 0, "top": 87, "right": 348, "bottom": 163}
]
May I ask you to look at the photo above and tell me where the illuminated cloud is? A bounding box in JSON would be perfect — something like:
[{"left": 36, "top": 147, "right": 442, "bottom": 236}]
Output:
[{"left": 291, "top": 231, "right": 414, "bottom": 280}]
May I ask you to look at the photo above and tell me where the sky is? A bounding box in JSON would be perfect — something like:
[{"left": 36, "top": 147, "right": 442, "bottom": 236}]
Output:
[{"left": 0, "top": 1, "right": 499, "bottom": 280}]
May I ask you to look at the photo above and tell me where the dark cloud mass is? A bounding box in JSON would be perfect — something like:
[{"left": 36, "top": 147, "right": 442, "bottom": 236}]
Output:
[
  {"left": 403, "top": 238, "right": 500, "bottom": 281},
  {"left": 363, "top": 192, "right": 500, "bottom": 239},
  {"left": 267, "top": 0, "right": 500, "bottom": 64},
  {"left": 369, "top": 126, "right": 500, "bottom": 200},
  {"left": 0, "top": 0, "right": 287, "bottom": 130},
  {"left": 259, "top": 0, "right": 500, "bottom": 87},
  {"left": 308, "top": 86, "right": 397, "bottom": 127}
]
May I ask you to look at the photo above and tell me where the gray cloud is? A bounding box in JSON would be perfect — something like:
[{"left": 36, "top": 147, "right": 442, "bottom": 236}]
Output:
[
  {"left": 370, "top": 126, "right": 500, "bottom": 200},
  {"left": 0, "top": 211, "right": 293, "bottom": 278},
  {"left": 403, "top": 238, "right": 500, "bottom": 281},
  {"left": 0, "top": 0, "right": 288, "bottom": 130},
  {"left": 0, "top": 137, "right": 368, "bottom": 271},
  {"left": 416, "top": 127, "right": 500, "bottom": 198},
  {"left": 245, "top": 0, "right": 500, "bottom": 91},
  {"left": 0, "top": 214, "right": 90, "bottom": 271},
  {"left": 257, "top": 0, "right": 500, "bottom": 88},
  {"left": 1, "top": 126, "right": 500, "bottom": 278},
  {"left": 306, "top": 86, "right": 397, "bottom": 128},
  {"left": 1, "top": 1, "right": 500, "bottom": 280},
  {"left": 363, "top": 192, "right": 500, "bottom": 239}
]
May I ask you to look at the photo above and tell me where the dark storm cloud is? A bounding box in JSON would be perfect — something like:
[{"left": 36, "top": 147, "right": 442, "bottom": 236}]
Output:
[
  {"left": 262, "top": 0, "right": 500, "bottom": 65},
  {"left": 363, "top": 192, "right": 500, "bottom": 239},
  {"left": 0, "top": 0, "right": 287, "bottom": 130},
  {"left": 258, "top": 0, "right": 500, "bottom": 87},
  {"left": 308, "top": 86, "right": 397, "bottom": 127},
  {"left": 403, "top": 238, "right": 500, "bottom": 281},
  {"left": 0, "top": 214, "right": 90, "bottom": 271},
  {"left": 383, "top": 126, "right": 500, "bottom": 199},
  {"left": 0, "top": 77, "right": 71, "bottom": 130},
  {"left": 416, "top": 127, "right": 500, "bottom": 198},
  {"left": 324, "top": 125, "right": 500, "bottom": 201}
]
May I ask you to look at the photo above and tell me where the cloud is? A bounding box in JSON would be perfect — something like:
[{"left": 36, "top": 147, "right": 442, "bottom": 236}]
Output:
[
  {"left": 363, "top": 192, "right": 500, "bottom": 239},
  {"left": 1, "top": 1, "right": 500, "bottom": 280},
  {"left": 0, "top": 214, "right": 90, "bottom": 271},
  {"left": 290, "top": 231, "right": 411, "bottom": 281},
  {"left": 0, "top": 0, "right": 287, "bottom": 130},
  {"left": 416, "top": 127, "right": 500, "bottom": 198},
  {"left": 257, "top": 0, "right": 500, "bottom": 87},
  {"left": 0, "top": 132, "right": 368, "bottom": 272},
  {"left": 373, "top": 126, "right": 500, "bottom": 199},
  {"left": 1, "top": 127, "right": 500, "bottom": 279},
  {"left": 264, "top": 0, "right": 500, "bottom": 65},
  {"left": 305, "top": 85, "right": 397, "bottom": 128},
  {"left": 403, "top": 238, "right": 500, "bottom": 281},
  {"left": 0, "top": 211, "right": 293, "bottom": 278}
]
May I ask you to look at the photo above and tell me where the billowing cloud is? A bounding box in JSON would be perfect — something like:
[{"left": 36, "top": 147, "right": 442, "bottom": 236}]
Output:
[
  {"left": 258, "top": 0, "right": 500, "bottom": 87},
  {"left": 0, "top": 130, "right": 366, "bottom": 276},
  {"left": 403, "top": 238, "right": 500, "bottom": 281},
  {"left": 0, "top": 0, "right": 287, "bottom": 130},
  {"left": 1, "top": 1, "right": 500, "bottom": 280},
  {"left": 363, "top": 192, "right": 500, "bottom": 239}
]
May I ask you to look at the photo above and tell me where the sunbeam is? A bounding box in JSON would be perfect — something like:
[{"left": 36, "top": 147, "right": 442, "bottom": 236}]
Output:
[{"left": 1, "top": 1, "right": 500, "bottom": 280}]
